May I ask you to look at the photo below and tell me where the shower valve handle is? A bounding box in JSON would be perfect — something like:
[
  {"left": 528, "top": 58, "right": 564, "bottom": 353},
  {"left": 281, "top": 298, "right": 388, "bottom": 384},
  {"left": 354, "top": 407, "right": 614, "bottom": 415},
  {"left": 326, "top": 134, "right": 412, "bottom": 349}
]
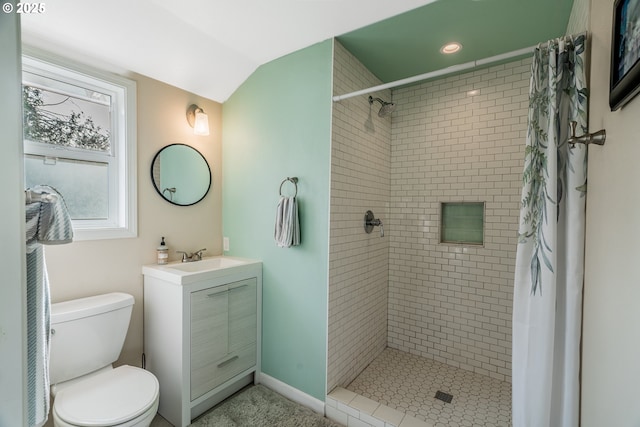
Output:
[{"left": 364, "top": 210, "right": 384, "bottom": 237}]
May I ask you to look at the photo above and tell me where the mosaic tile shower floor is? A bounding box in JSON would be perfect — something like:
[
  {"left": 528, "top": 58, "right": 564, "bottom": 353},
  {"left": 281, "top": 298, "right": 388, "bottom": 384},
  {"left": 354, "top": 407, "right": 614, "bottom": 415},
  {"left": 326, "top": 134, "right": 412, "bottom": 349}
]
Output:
[{"left": 346, "top": 348, "right": 512, "bottom": 427}]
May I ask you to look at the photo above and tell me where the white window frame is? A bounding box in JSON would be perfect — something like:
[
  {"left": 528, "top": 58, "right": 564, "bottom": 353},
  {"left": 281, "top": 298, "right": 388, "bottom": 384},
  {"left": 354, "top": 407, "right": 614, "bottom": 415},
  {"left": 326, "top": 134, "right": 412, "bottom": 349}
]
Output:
[{"left": 22, "top": 50, "right": 137, "bottom": 240}]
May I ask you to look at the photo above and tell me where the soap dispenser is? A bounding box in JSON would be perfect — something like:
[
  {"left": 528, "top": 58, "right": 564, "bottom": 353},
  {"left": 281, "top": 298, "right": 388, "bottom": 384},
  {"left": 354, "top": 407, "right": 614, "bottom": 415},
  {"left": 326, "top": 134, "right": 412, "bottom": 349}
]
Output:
[{"left": 157, "top": 237, "right": 168, "bottom": 265}]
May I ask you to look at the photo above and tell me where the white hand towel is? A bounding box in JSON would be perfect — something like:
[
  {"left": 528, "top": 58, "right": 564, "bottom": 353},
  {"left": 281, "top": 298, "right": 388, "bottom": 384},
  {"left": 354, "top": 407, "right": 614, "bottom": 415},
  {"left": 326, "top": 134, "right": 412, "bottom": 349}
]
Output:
[{"left": 274, "top": 196, "right": 300, "bottom": 247}]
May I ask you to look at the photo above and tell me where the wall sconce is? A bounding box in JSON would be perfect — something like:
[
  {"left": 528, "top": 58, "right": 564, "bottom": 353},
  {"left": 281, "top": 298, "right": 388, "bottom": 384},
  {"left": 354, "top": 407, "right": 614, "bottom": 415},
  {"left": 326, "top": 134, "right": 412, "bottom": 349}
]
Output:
[{"left": 186, "top": 104, "right": 210, "bottom": 136}]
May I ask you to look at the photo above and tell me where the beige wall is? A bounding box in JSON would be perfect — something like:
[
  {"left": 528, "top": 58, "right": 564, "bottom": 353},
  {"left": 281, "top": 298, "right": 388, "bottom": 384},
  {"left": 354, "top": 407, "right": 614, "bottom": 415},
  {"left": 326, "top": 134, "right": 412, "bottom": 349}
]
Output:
[
  {"left": 43, "top": 72, "right": 223, "bottom": 368},
  {"left": 582, "top": 0, "right": 640, "bottom": 425}
]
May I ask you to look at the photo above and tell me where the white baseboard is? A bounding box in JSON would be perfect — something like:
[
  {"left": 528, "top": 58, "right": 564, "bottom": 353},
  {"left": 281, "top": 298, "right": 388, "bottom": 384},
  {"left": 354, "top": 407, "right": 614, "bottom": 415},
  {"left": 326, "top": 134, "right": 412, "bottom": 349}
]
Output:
[{"left": 257, "top": 372, "right": 325, "bottom": 415}]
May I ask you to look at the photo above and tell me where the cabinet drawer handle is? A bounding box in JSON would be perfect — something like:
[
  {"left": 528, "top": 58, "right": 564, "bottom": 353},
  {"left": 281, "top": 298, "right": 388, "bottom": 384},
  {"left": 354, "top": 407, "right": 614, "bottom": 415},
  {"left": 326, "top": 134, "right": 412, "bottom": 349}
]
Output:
[
  {"left": 206, "top": 289, "right": 228, "bottom": 297},
  {"left": 217, "top": 355, "right": 239, "bottom": 367}
]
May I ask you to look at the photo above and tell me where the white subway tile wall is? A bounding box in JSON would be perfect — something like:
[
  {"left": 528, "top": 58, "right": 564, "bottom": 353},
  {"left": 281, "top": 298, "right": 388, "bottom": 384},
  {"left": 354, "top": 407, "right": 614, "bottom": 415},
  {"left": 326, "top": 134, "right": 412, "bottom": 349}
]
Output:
[
  {"left": 327, "top": 41, "right": 391, "bottom": 392},
  {"left": 329, "top": 39, "right": 529, "bottom": 396},
  {"left": 388, "top": 58, "right": 531, "bottom": 382},
  {"left": 566, "top": 0, "right": 589, "bottom": 36}
]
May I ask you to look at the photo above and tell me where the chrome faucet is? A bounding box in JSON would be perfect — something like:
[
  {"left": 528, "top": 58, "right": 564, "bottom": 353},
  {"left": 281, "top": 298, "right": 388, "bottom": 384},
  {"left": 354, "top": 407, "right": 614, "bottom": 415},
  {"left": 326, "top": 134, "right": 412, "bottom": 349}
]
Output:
[{"left": 176, "top": 248, "right": 206, "bottom": 262}]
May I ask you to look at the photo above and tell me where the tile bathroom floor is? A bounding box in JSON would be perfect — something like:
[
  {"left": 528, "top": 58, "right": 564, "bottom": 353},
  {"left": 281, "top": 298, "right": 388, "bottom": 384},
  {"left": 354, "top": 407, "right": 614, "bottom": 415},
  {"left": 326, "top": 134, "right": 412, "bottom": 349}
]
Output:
[{"left": 346, "top": 348, "right": 512, "bottom": 427}]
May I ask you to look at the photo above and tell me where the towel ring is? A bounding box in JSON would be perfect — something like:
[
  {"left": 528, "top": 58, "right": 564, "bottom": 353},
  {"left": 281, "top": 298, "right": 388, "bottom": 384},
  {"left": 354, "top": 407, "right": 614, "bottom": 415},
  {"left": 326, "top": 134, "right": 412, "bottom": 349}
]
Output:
[{"left": 279, "top": 177, "right": 298, "bottom": 197}]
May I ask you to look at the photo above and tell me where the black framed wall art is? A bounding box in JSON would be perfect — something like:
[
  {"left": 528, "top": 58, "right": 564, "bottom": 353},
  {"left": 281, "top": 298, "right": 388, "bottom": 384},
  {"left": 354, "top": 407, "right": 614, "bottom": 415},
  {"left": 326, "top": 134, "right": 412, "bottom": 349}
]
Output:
[{"left": 610, "top": 0, "right": 640, "bottom": 110}]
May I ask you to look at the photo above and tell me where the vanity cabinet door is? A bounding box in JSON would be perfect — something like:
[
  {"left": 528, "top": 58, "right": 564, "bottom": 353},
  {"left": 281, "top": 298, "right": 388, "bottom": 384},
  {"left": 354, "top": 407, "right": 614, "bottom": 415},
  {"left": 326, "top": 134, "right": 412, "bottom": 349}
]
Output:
[
  {"left": 189, "top": 278, "right": 257, "bottom": 401},
  {"left": 190, "top": 285, "right": 229, "bottom": 400},
  {"left": 205, "top": 279, "right": 257, "bottom": 391},
  {"left": 228, "top": 278, "right": 257, "bottom": 352}
]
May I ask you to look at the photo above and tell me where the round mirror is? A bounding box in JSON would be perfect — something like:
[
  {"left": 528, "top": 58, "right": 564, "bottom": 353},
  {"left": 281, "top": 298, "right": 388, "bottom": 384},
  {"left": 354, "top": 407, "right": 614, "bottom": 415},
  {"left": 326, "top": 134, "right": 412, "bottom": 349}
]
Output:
[{"left": 151, "top": 144, "right": 211, "bottom": 206}]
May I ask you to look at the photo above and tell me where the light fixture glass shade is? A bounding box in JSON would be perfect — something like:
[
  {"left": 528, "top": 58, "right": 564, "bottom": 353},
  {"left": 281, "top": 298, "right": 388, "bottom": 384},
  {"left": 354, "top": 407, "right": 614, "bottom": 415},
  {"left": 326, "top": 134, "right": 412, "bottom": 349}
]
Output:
[{"left": 193, "top": 111, "right": 210, "bottom": 136}]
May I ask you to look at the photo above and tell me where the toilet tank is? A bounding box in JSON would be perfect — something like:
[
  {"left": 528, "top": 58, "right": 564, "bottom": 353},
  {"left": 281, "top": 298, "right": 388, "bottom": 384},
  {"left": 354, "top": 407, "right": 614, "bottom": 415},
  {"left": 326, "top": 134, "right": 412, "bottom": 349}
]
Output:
[{"left": 50, "top": 292, "right": 135, "bottom": 385}]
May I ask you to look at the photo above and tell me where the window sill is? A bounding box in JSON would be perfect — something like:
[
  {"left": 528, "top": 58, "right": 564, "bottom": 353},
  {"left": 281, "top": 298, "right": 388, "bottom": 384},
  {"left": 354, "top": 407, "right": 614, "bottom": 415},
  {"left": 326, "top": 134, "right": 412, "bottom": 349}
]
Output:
[{"left": 72, "top": 225, "right": 137, "bottom": 241}]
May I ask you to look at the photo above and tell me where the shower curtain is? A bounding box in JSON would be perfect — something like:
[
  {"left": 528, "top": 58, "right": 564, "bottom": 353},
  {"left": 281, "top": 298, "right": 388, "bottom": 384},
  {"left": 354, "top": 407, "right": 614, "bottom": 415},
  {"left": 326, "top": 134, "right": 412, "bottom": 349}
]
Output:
[
  {"left": 25, "top": 186, "right": 73, "bottom": 427},
  {"left": 513, "top": 34, "right": 587, "bottom": 427}
]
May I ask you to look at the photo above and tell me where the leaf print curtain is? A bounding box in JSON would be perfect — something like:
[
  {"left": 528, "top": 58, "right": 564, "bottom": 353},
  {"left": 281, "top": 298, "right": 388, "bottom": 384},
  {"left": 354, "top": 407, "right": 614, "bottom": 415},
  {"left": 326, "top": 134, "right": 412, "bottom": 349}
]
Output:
[{"left": 513, "top": 34, "right": 587, "bottom": 427}]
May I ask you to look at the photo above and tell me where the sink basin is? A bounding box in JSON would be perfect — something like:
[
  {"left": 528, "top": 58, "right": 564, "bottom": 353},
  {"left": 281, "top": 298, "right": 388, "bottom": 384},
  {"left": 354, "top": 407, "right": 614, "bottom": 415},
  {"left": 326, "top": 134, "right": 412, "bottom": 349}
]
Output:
[
  {"left": 142, "top": 256, "right": 261, "bottom": 285},
  {"left": 167, "top": 257, "right": 244, "bottom": 272}
]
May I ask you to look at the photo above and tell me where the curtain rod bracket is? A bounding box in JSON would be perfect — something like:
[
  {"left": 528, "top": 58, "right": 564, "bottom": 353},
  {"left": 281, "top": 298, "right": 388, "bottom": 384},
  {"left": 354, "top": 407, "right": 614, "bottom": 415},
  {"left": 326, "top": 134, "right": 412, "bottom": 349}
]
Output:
[{"left": 568, "top": 121, "right": 606, "bottom": 148}]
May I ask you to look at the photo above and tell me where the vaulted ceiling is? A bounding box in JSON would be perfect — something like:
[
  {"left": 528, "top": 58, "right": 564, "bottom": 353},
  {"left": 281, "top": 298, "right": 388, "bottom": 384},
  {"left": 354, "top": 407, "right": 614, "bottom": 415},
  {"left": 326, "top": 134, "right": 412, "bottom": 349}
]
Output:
[{"left": 20, "top": 0, "right": 574, "bottom": 103}]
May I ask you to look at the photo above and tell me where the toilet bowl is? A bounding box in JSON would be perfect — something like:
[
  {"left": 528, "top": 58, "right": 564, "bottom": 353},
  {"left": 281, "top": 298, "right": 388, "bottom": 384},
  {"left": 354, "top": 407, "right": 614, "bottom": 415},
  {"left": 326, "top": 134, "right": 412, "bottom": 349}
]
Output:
[{"left": 50, "top": 293, "right": 160, "bottom": 427}]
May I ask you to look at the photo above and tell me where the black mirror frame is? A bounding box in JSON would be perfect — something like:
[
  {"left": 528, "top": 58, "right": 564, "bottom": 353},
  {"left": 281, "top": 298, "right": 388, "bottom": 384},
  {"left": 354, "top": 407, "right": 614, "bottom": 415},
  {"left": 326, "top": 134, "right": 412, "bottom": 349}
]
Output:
[{"left": 150, "top": 143, "right": 212, "bottom": 206}]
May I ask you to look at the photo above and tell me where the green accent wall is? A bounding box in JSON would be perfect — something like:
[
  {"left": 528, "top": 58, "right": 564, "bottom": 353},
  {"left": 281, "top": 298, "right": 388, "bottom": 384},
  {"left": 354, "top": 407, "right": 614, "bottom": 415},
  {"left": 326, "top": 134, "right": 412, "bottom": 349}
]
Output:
[
  {"left": 338, "top": 0, "right": 573, "bottom": 83},
  {"left": 222, "top": 40, "right": 333, "bottom": 400}
]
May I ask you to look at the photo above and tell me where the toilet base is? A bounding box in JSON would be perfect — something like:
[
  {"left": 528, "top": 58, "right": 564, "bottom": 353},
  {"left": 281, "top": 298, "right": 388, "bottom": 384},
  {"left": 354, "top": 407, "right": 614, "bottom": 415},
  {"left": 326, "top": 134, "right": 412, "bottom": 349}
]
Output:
[{"left": 53, "top": 398, "right": 158, "bottom": 427}]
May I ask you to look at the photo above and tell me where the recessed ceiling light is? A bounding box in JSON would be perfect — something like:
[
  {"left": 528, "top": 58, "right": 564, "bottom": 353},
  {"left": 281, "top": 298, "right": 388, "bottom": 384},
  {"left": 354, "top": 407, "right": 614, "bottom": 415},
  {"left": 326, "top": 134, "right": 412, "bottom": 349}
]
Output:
[{"left": 440, "top": 42, "right": 462, "bottom": 54}]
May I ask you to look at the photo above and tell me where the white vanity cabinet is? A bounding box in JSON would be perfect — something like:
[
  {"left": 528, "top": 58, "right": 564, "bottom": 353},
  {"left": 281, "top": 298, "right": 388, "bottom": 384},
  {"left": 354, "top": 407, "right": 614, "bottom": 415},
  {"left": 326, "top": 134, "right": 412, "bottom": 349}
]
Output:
[{"left": 142, "top": 257, "right": 261, "bottom": 427}]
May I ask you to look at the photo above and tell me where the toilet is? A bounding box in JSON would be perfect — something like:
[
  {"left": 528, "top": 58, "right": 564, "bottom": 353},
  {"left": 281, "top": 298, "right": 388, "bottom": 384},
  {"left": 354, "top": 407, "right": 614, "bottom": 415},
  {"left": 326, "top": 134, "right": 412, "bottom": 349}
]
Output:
[{"left": 49, "top": 292, "right": 159, "bottom": 427}]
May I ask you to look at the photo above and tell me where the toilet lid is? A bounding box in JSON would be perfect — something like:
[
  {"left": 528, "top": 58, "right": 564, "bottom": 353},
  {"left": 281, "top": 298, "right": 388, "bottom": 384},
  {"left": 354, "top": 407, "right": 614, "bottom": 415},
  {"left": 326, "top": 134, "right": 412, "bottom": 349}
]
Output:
[{"left": 54, "top": 365, "right": 159, "bottom": 427}]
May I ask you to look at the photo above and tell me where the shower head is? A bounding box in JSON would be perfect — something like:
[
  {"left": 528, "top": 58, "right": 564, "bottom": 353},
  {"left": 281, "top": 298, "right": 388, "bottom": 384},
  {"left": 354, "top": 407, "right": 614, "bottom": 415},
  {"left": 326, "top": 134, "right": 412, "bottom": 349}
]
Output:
[{"left": 369, "top": 96, "right": 397, "bottom": 117}]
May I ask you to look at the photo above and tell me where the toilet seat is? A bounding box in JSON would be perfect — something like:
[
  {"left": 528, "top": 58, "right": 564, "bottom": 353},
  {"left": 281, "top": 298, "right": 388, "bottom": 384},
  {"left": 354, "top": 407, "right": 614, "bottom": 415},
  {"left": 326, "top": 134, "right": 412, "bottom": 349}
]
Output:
[{"left": 53, "top": 365, "right": 159, "bottom": 427}]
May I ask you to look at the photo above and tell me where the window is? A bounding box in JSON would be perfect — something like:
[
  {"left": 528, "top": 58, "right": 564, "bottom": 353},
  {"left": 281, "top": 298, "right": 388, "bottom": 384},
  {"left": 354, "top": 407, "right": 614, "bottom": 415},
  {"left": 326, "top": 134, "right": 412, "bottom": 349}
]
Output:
[
  {"left": 440, "top": 202, "right": 484, "bottom": 245},
  {"left": 22, "top": 52, "right": 137, "bottom": 240}
]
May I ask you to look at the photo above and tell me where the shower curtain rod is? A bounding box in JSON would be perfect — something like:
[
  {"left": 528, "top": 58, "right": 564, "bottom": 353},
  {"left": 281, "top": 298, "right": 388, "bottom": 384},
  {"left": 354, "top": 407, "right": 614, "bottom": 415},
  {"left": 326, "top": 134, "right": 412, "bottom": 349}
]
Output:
[{"left": 332, "top": 45, "right": 537, "bottom": 102}]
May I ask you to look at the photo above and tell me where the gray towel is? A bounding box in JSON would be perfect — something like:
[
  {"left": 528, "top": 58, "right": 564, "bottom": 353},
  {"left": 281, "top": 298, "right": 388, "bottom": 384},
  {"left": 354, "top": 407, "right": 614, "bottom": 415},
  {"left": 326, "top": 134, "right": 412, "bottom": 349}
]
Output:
[
  {"left": 274, "top": 196, "right": 300, "bottom": 247},
  {"left": 25, "top": 185, "right": 73, "bottom": 427}
]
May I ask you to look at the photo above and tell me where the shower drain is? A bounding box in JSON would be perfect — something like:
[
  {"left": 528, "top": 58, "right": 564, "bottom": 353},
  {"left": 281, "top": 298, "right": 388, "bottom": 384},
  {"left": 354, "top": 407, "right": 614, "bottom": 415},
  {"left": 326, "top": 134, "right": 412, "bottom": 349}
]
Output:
[{"left": 434, "top": 390, "right": 453, "bottom": 403}]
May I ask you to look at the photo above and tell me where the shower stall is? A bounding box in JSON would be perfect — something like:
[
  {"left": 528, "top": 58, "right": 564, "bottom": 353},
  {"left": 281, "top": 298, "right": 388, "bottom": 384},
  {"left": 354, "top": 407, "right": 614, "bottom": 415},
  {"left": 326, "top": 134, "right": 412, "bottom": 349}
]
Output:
[{"left": 327, "top": 40, "right": 527, "bottom": 426}]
